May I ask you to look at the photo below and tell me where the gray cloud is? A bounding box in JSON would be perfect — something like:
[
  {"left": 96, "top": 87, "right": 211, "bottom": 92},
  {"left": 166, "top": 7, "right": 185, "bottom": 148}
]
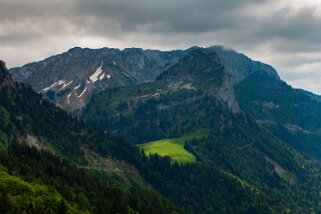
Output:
[
  {"left": 74, "top": 0, "right": 265, "bottom": 33},
  {"left": 0, "top": 0, "right": 321, "bottom": 94}
]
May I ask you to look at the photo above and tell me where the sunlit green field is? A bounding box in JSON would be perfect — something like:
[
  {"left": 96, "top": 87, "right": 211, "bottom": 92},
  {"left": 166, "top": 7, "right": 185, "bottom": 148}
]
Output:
[{"left": 138, "top": 129, "right": 209, "bottom": 164}]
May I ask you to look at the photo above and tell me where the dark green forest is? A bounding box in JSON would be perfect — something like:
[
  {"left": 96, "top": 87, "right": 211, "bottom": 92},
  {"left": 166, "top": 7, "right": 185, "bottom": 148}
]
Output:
[{"left": 235, "top": 70, "right": 321, "bottom": 159}]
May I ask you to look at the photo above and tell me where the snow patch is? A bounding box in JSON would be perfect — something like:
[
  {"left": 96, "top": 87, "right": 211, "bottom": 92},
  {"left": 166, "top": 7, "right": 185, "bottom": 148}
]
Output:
[
  {"left": 78, "top": 87, "right": 87, "bottom": 98},
  {"left": 57, "top": 80, "right": 65, "bottom": 85},
  {"left": 153, "top": 93, "right": 160, "bottom": 97},
  {"left": 74, "top": 84, "right": 81, "bottom": 90},
  {"left": 59, "top": 80, "right": 73, "bottom": 91},
  {"left": 180, "top": 83, "right": 196, "bottom": 90},
  {"left": 90, "top": 61, "right": 104, "bottom": 83},
  {"left": 42, "top": 80, "right": 65, "bottom": 92},
  {"left": 122, "top": 72, "right": 130, "bottom": 78},
  {"left": 43, "top": 86, "right": 51, "bottom": 92},
  {"left": 99, "top": 73, "right": 105, "bottom": 80},
  {"left": 67, "top": 92, "right": 72, "bottom": 104}
]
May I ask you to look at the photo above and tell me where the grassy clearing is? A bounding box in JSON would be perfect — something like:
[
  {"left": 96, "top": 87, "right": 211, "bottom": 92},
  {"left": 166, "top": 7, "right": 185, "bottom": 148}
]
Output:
[
  {"left": 139, "top": 138, "right": 196, "bottom": 163},
  {"left": 138, "top": 129, "right": 209, "bottom": 164}
]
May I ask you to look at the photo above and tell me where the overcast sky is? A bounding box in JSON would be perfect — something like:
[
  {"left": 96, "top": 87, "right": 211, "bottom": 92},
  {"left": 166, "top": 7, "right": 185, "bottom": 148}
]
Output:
[{"left": 1, "top": 0, "right": 321, "bottom": 94}]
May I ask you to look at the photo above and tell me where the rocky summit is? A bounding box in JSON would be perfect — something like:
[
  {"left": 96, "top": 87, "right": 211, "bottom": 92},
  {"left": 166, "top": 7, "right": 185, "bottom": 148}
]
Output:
[{"left": 9, "top": 47, "right": 185, "bottom": 111}]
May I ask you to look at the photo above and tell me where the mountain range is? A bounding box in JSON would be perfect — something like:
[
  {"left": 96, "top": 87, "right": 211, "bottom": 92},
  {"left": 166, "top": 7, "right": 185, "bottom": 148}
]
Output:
[
  {"left": 9, "top": 46, "right": 278, "bottom": 111},
  {"left": 3, "top": 45, "right": 321, "bottom": 213}
]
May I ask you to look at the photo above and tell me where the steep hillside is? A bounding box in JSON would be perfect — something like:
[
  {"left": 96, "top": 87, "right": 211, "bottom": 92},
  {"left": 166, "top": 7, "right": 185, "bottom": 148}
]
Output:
[
  {"left": 82, "top": 49, "right": 321, "bottom": 213},
  {"left": 235, "top": 70, "right": 321, "bottom": 159}
]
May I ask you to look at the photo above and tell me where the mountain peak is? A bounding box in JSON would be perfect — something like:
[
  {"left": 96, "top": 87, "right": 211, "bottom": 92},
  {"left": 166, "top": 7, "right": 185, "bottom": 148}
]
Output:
[
  {"left": 183, "top": 48, "right": 219, "bottom": 61},
  {"left": 158, "top": 48, "right": 223, "bottom": 83},
  {"left": 206, "top": 46, "right": 280, "bottom": 83},
  {"left": 158, "top": 48, "right": 241, "bottom": 113},
  {"left": 67, "top": 46, "right": 82, "bottom": 53}
]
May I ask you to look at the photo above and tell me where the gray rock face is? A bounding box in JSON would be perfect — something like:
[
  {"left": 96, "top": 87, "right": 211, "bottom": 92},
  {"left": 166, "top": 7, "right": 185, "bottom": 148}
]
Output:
[
  {"left": 9, "top": 48, "right": 185, "bottom": 111},
  {"left": 9, "top": 46, "right": 280, "bottom": 111}
]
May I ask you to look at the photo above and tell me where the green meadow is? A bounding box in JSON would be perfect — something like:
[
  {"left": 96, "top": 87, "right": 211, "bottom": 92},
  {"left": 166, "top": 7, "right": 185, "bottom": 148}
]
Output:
[{"left": 138, "top": 129, "right": 209, "bottom": 164}]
